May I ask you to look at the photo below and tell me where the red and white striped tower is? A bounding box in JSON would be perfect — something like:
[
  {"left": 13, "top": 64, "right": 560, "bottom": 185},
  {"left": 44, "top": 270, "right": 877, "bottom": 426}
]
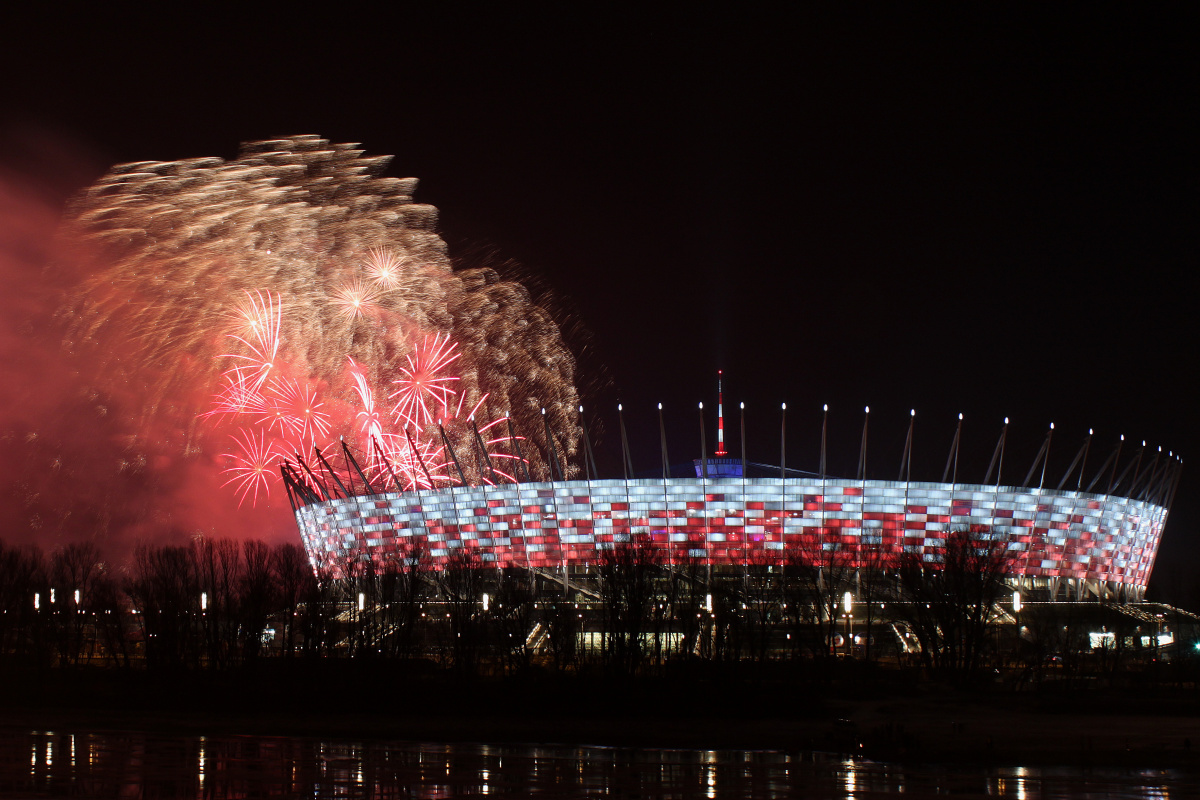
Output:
[{"left": 715, "top": 370, "right": 728, "bottom": 456}]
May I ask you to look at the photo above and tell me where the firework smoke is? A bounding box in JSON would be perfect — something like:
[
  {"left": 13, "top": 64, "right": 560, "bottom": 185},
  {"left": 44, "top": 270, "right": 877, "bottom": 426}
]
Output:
[{"left": 3, "top": 135, "right": 580, "bottom": 553}]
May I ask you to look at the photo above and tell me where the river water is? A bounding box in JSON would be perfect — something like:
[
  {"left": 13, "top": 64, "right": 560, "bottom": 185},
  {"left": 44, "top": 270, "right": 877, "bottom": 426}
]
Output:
[{"left": 2, "top": 728, "right": 1195, "bottom": 798}]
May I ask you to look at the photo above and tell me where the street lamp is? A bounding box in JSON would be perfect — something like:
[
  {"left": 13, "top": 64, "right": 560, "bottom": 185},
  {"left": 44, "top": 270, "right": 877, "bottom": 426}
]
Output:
[
  {"left": 1012, "top": 590, "right": 1023, "bottom": 657},
  {"left": 843, "top": 591, "right": 854, "bottom": 656}
]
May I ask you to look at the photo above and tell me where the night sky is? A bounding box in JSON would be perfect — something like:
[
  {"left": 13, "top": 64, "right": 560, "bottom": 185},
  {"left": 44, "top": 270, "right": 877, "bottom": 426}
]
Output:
[{"left": 1, "top": 8, "right": 1195, "bottom": 599}]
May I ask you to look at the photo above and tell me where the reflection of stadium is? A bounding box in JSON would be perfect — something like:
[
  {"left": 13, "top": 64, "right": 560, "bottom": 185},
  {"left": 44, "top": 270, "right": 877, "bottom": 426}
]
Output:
[{"left": 293, "top": 445, "right": 1177, "bottom": 601}]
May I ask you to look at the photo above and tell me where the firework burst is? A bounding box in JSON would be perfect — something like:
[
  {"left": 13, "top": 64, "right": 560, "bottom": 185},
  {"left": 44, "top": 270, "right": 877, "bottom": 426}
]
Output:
[
  {"left": 263, "top": 377, "right": 330, "bottom": 445},
  {"left": 348, "top": 357, "right": 386, "bottom": 448},
  {"left": 331, "top": 278, "right": 383, "bottom": 322},
  {"left": 221, "top": 289, "right": 281, "bottom": 393},
  {"left": 364, "top": 246, "right": 406, "bottom": 289},
  {"left": 206, "top": 373, "right": 267, "bottom": 419},
  {"left": 60, "top": 136, "right": 582, "bottom": 514},
  {"left": 221, "top": 428, "right": 283, "bottom": 508},
  {"left": 205, "top": 307, "right": 520, "bottom": 505},
  {"left": 389, "top": 332, "right": 460, "bottom": 429}
]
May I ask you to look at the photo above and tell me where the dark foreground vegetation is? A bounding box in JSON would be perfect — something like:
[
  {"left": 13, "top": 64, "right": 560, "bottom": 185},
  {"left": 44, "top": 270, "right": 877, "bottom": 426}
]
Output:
[
  {"left": 2, "top": 532, "right": 1200, "bottom": 762},
  {"left": 2, "top": 531, "right": 1195, "bottom": 680},
  {"left": 3, "top": 530, "right": 1200, "bottom": 766}
]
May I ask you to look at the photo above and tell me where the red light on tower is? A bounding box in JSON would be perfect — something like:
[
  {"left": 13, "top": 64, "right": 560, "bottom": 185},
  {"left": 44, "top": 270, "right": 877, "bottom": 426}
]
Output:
[{"left": 715, "top": 370, "right": 728, "bottom": 456}]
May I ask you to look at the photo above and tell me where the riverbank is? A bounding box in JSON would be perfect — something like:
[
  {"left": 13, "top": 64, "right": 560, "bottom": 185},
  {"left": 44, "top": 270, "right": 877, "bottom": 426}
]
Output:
[{"left": 3, "top": 665, "right": 1198, "bottom": 769}]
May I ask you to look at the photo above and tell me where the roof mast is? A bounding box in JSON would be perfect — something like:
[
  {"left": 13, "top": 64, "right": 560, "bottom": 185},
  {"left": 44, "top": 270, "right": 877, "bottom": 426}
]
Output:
[{"left": 715, "top": 369, "right": 728, "bottom": 457}]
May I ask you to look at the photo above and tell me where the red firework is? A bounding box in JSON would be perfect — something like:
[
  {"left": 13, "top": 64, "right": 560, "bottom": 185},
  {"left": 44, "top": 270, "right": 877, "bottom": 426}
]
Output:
[
  {"left": 206, "top": 372, "right": 267, "bottom": 419},
  {"left": 389, "top": 332, "right": 461, "bottom": 429},
  {"left": 263, "top": 376, "right": 331, "bottom": 445},
  {"left": 221, "top": 289, "right": 281, "bottom": 393},
  {"left": 347, "top": 358, "right": 385, "bottom": 447},
  {"left": 221, "top": 428, "right": 283, "bottom": 507},
  {"left": 372, "top": 428, "right": 444, "bottom": 491},
  {"left": 204, "top": 288, "right": 523, "bottom": 507},
  {"left": 422, "top": 393, "right": 521, "bottom": 486}
]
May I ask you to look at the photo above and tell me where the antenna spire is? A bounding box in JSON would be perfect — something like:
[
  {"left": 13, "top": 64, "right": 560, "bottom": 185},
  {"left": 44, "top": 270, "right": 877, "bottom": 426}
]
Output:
[{"left": 714, "top": 370, "right": 728, "bottom": 456}]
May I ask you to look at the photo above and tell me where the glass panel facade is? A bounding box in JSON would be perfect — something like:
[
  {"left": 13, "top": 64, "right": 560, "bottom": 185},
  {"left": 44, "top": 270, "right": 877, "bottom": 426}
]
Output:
[{"left": 296, "top": 478, "right": 1166, "bottom": 591}]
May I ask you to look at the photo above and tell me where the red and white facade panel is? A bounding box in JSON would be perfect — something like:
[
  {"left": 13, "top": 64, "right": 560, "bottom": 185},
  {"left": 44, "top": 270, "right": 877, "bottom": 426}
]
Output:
[{"left": 296, "top": 478, "right": 1166, "bottom": 591}]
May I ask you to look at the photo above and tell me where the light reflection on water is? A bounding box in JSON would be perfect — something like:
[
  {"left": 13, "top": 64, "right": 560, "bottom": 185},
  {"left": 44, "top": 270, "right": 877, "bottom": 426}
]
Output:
[{"left": 3, "top": 728, "right": 1193, "bottom": 799}]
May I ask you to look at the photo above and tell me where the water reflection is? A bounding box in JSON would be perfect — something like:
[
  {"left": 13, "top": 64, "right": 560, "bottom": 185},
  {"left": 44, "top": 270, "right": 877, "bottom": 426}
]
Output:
[{"left": 2, "top": 728, "right": 1195, "bottom": 799}]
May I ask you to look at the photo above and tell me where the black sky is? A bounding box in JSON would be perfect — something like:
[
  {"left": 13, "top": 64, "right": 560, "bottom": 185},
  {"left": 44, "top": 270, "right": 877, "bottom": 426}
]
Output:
[{"left": 1, "top": 7, "right": 1195, "bottom": 598}]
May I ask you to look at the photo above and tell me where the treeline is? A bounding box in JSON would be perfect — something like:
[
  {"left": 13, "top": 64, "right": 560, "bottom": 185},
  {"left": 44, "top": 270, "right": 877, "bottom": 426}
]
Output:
[
  {"left": 0, "top": 538, "right": 325, "bottom": 670},
  {"left": 1, "top": 531, "right": 1197, "bottom": 689}
]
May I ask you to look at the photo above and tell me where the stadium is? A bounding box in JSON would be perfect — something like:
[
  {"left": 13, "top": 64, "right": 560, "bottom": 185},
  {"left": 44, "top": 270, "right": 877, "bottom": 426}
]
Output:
[{"left": 288, "top": 405, "right": 1180, "bottom": 605}]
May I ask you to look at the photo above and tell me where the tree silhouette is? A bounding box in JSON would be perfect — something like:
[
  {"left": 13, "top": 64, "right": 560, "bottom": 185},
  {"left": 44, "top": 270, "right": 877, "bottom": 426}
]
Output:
[
  {"left": 442, "top": 547, "right": 483, "bottom": 674},
  {"left": 785, "top": 528, "right": 853, "bottom": 660},
  {"left": 272, "top": 542, "right": 313, "bottom": 659},
  {"left": 126, "top": 543, "right": 198, "bottom": 670},
  {"left": 895, "top": 527, "right": 1014, "bottom": 677},
  {"left": 0, "top": 542, "right": 46, "bottom": 666},
  {"left": 596, "top": 531, "right": 661, "bottom": 676},
  {"left": 48, "top": 542, "right": 104, "bottom": 665}
]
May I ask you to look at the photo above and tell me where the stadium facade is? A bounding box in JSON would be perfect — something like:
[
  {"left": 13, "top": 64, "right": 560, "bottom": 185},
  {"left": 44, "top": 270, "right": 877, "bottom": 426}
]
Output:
[{"left": 292, "top": 443, "right": 1179, "bottom": 602}]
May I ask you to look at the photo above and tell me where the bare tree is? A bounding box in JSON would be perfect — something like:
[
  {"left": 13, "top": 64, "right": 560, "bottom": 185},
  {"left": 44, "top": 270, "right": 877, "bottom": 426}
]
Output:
[
  {"left": 340, "top": 559, "right": 377, "bottom": 657},
  {"left": 48, "top": 542, "right": 104, "bottom": 665},
  {"left": 89, "top": 569, "right": 130, "bottom": 669},
  {"left": 852, "top": 534, "right": 897, "bottom": 663},
  {"left": 272, "top": 542, "right": 314, "bottom": 659},
  {"left": 296, "top": 565, "right": 340, "bottom": 657},
  {"left": 896, "top": 527, "right": 1013, "bottom": 678},
  {"left": 126, "top": 543, "right": 199, "bottom": 670},
  {"left": 596, "top": 531, "right": 661, "bottom": 676},
  {"left": 238, "top": 540, "right": 276, "bottom": 662},
  {"left": 1013, "top": 601, "right": 1095, "bottom": 688},
  {"left": 391, "top": 543, "right": 429, "bottom": 660},
  {"left": 709, "top": 580, "right": 744, "bottom": 662},
  {"left": 442, "top": 547, "right": 484, "bottom": 674},
  {"left": 542, "top": 589, "right": 579, "bottom": 670},
  {"left": 190, "top": 538, "right": 242, "bottom": 669},
  {"left": 742, "top": 551, "right": 783, "bottom": 664},
  {"left": 784, "top": 528, "right": 853, "bottom": 661},
  {"left": 492, "top": 566, "right": 538, "bottom": 673},
  {"left": 0, "top": 541, "right": 47, "bottom": 666},
  {"left": 672, "top": 555, "right": 708, "bottom": 661},
  {"left": 364, "top": 543, "right": 430, "bottom": 660}
]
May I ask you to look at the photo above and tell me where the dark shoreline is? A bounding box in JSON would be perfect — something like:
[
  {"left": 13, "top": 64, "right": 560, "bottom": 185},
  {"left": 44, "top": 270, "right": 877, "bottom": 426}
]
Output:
[{"left": 4, "top": 667, "right": 1200, "bottom": 770}]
